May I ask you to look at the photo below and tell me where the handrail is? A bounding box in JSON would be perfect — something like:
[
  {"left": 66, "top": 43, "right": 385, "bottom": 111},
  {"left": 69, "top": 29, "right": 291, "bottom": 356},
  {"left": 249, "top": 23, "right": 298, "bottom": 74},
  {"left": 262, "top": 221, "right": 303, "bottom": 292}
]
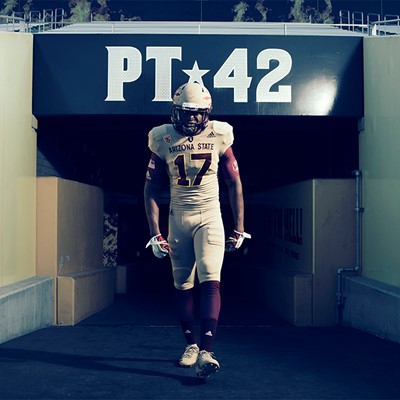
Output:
[
  {"left": 369, "top": 17, "right": 400, "bottom": 36},
  {"left": 1, "top": 10, "right": 399, "bottom": 36},
  {"left": 0, "top": 14, "right": 25, "bottom": 32},
  {"left": 0, "top": 9, "right": 66, "bottom": 33},
  {"left": 340, "top": 9, "right": 400, "bottom": 36}
]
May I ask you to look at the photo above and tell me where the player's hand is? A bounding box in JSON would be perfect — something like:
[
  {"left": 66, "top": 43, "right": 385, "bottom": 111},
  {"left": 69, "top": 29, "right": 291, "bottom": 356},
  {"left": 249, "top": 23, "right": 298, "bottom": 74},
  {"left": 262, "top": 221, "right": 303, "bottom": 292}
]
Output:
[
  {"left": 225, "top": 230, "right": 251, "bottom": 252},
  {"left": 145, "top": 234, "right": 172, "bottom": 258}
]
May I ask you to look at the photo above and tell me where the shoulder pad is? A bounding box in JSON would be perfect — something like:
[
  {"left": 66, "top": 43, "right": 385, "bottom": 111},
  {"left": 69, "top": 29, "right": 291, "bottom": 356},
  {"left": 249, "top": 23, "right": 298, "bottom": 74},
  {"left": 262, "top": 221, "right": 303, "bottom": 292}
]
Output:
[
  {"left": 149, "top": 124, "right": 171, "bottom": 140},
  {"left": 148, "top": 124, "right": 173, "bottom": 157},
  {"left": 210, "top": 120, "right": 233, "bottom": 136},
  {"left": 208, "top": 120, "right": 234, "bottom": 150}
]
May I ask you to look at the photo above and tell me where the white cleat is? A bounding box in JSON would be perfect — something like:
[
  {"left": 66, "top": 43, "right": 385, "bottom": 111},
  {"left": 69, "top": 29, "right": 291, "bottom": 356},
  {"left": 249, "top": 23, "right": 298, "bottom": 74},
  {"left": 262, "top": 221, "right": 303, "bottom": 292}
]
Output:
[
  {"left": 195, "top": 350, "right": 220, "bottom": 378},
  {"left": 179, "top": 344, "right": 199, "bottom": 368}
]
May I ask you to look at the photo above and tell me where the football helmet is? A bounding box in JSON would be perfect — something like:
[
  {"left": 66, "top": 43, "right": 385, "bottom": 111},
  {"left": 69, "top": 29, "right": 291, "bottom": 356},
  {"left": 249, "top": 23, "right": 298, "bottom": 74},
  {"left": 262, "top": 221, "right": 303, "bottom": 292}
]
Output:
[{"left": 171, "top": 82, "right": 212, "bottom": 136}]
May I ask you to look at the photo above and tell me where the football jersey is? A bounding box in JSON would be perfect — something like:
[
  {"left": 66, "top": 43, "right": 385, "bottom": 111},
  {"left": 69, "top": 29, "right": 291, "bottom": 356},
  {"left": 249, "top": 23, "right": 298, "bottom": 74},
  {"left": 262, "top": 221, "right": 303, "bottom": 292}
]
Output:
[{"left": 148, "top": 120, "right": 234, "bottom": 209}]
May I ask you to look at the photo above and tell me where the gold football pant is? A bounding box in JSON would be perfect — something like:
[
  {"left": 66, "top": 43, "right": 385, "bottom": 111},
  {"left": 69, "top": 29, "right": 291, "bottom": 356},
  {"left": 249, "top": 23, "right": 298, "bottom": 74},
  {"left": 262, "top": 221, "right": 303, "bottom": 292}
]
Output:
[{"left": 168, "top": 206, "right": 225, "bottom": 290}]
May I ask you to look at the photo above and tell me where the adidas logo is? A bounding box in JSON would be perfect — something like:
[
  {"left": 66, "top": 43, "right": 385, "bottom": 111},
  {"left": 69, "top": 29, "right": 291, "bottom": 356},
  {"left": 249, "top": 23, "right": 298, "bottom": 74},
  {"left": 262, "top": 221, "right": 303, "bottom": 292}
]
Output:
[
  {"left": 184, "top": 330, "right": 191, "bottom": 334},
  {"left": 205, "top": 331, "right": 213, "bottom": 337},
  {"left": 207, "top": 131, "right": 216, "bottom": 138}
]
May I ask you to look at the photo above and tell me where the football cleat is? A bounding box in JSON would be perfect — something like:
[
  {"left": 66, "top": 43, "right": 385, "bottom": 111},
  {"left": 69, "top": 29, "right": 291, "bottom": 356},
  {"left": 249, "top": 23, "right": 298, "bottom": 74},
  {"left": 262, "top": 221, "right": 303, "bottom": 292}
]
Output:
[
  {"left": 195, "top": 350, "right": 220, "bottom": 378},
  {"left": 179, "top": 344, "right": 199, "bottom": 368}
]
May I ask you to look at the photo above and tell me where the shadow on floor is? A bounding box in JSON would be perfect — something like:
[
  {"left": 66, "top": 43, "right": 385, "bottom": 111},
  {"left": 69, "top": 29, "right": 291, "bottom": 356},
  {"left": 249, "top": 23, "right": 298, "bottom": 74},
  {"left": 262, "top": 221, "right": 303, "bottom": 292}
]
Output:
[{"left": 0, "top": 291, "right": 400, "bottom": 399}]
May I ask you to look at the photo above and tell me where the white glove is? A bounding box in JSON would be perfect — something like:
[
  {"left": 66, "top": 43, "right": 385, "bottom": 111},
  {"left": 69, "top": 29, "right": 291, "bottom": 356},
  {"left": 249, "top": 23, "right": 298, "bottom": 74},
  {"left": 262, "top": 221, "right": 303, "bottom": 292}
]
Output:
[
  {"left": 146, "top": 234, "right": 172, "bottom": 258},
  {"left": 225, "top": 230, "right": 251, "bottom": 252}
]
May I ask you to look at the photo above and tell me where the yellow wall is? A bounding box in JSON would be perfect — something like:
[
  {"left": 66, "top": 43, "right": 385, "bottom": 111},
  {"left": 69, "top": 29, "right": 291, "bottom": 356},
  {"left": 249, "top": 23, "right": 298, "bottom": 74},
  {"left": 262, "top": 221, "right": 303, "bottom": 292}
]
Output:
[
  {"left": 0, "top": 32, "right": 36, "bottom": 286},
  {"left": 361, "top": 36, "right": 400, "bottom": 287},
  {"left": 37, "top": 177, "right": 104, "bottom": 278}
]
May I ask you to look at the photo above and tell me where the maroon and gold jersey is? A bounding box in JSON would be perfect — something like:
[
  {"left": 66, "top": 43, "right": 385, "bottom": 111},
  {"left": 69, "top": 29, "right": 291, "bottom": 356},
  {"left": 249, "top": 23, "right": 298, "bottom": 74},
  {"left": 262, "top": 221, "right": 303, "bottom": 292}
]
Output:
[{"left": 147, "top": 120, "right": 234, "bottom": 209}]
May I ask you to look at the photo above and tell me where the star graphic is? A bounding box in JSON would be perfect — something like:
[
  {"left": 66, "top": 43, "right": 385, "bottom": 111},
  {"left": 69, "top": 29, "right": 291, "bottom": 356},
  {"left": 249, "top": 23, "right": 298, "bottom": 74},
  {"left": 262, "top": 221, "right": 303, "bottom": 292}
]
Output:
[{"left": 182, "top": 61, "right": 209, "bottom": 86}]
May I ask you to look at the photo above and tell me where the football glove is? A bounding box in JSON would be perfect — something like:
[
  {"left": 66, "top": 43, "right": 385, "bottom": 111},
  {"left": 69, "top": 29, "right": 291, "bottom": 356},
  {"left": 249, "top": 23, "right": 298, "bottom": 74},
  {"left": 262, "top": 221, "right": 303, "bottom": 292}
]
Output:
[
  {"left": 145, "top": 234, "right": 172, "bottom": 258},
  {"left": 225, "top": 230, "right": 251, "bottom": 252}
]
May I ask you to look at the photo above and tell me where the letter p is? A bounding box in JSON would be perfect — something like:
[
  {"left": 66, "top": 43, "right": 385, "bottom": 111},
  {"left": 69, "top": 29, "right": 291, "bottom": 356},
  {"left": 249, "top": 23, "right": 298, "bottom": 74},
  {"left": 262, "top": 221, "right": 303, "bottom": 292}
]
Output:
[{"left": 105, "top": 46, "right": 142, "bottom": 101}]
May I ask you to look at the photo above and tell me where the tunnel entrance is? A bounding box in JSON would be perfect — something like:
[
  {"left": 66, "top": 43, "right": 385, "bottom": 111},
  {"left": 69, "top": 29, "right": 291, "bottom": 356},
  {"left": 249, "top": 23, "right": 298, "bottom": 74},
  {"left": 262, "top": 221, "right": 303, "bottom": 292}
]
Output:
[{"left": 36, "top": 114, "right": 359, "bottom": 299}]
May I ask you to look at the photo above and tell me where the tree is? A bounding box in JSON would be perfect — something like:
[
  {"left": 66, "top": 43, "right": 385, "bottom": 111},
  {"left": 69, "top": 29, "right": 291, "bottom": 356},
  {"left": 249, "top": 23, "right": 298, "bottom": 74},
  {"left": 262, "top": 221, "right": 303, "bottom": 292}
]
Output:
[
  {"left": 288, "top": 0, "right": 308, "bottom": 23},
  {"left": 68, "top": 0, "right": 91, "bottom": 23},
  {"left": 67, "top": 0, "right": 142, "bottom": 22},
  {"left": 255, "top": 0, "right": 268, "bottom": 22},
  {"left": 318, "top": 0, "right": 333, "bottom": 24},
  {"left": 0, "top": 0, "right": 17, "bottom": 15},
  {"left": 92, "top": 0, "right": 109, "bottom": 21},
  {"left": 289, "top": 0, "right": 333, "bottom": 23},
  {"left": 232, "top": 0, "right": 269, "bottom": 22},
  {"left": 23, "top": 0, "right": 32, "bottom": 16},
  {"left": 119, "top": 13, "right": 141, "bottom": 22},
  {"left": 232, "top": 1, "right": 249, "bottom": 22}
]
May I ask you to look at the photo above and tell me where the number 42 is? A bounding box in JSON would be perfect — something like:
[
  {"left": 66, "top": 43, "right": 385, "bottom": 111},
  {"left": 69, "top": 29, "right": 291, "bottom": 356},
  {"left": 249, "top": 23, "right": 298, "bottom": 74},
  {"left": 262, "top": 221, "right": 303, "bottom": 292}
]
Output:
[{"left": 213, "top": 48, "right": 292, "bottom": 103}]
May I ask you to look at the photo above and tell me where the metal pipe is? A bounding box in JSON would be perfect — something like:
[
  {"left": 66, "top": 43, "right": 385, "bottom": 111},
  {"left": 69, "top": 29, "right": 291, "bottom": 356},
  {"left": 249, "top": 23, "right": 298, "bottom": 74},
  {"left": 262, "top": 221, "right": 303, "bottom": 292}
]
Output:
[{"left": 336, "top": 170, "right": 363, "bottom": 324}]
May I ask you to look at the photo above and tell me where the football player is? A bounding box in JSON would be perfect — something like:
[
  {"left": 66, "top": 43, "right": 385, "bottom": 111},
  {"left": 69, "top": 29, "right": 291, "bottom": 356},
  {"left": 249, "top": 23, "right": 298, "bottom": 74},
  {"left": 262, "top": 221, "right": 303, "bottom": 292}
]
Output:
[{"left": 144, "top": 81, "right": 250, "bottom": 379}]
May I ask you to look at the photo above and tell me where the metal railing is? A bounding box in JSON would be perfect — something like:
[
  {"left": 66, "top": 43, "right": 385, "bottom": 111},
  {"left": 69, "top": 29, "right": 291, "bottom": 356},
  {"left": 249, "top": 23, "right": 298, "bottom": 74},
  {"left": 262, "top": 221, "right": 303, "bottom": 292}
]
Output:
[
  {"left": 0, "top": 14, "right": 25, "bottom": 32},
  {"left": 1, "top": 8, "right": 399, "bottom": 36},
  {"left": 339, "top": 10, "right": 400, "bottom": 36},
  {"left": 370, "top": 15, "right": 400, "bottom": 36},
  {"left": 0, "top": 9, "right": 65, "bottom": 33}
]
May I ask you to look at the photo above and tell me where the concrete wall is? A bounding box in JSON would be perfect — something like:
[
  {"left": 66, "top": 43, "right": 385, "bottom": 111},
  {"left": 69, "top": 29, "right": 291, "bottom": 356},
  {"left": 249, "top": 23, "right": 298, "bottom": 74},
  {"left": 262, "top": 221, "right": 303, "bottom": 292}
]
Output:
[
  {"left": 244, "top": 179, "right": 356, "bottom": 326},
  {"left": 0, "top": 33, "right": 52, "bottom": 343},
  {"left": 0, "top": 32, "right": 36, "bottom": 286},
  {"left": 343, "top": 36, "right": 400, "bottom": 343},
  {"left": 0, "top": 277, "right": 53, "bottom": 344},
  {"left": 360, "top": 36, "right": 400, "bottom": 287},
  {"left": 343, "top": 276, "right": 400, "bottom": 343},
  {"left": 36, "top": 177, "right": 115, "bottom": 325}
]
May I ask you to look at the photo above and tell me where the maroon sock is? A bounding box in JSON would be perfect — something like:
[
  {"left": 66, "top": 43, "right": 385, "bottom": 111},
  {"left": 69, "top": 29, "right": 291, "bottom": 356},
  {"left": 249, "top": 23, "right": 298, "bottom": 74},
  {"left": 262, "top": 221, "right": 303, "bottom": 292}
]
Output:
[
  {"left": 175, "top": 288, "right": 197, "bottom": 345},
  {"left": 199, "top": 280, "right": 221, "bottom": 352}
]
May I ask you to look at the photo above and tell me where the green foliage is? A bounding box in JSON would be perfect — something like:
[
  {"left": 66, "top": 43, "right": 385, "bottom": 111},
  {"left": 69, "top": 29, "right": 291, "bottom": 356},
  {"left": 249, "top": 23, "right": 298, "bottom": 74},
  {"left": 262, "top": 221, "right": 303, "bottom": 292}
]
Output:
[
  {"left": 232, "top": 0, "right": 268, "bottom": 22},
  {"left": 288, "top": 0, "right": 308, "bottom": 22},
  {"left": 255, "top": 0, "right": 268, "bottom": 22},
  {"left": 23, "top": 0, "right": 32, "bottom": 15},
  {"left": 289, "top": 0, "right": 333, "bottom": 23},
  {"left": 319, "top": 0, "right": 333, "bottom": 24},
  {"left": 92, "top": 0, "right": 109, "bottom": 21},
  {"left": 119, "top": 14, "right": 142, "bottom": 22},
  {"left": 69, "top": 0, "right": 91, "bottom": 23},
  {"left": 0, "top": 0, "right": 18, "bottom": 15},
  {"left": 232, "top": 1, "right": 249, "bottom": 22}
]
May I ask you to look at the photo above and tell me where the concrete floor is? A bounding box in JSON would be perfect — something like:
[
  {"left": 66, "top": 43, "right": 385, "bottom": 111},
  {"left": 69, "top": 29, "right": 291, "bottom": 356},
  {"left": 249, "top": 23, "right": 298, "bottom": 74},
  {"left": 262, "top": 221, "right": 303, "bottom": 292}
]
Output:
[{"left": 0, "top": 291, "right": 399, "bottom": 400}]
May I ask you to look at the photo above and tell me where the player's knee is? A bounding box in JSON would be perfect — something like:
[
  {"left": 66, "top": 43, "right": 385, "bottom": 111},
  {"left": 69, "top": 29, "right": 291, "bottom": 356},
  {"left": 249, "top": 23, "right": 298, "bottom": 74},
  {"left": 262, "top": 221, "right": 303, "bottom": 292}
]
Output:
[
  {"left": 197, "top": 267, "right": 221, "bottom": 283},
  {"left": 174, "top": 281, "right": 195, "bottom": 290},
  {"left": 197, "top": 257, "right": 222, "bottom": 282}
]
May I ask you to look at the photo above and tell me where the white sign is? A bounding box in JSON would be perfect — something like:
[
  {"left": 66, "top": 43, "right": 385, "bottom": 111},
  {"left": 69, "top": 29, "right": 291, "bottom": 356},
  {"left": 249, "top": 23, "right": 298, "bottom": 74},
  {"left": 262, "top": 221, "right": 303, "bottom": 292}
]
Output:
[{"left": 105, "top": 46, "right": 292, "bottom": 103}]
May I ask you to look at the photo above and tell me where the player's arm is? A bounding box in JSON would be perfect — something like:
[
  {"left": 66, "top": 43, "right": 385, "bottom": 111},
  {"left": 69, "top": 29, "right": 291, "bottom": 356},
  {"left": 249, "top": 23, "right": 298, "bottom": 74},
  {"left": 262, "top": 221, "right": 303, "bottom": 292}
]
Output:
[
  {"left": 225, "top": 176, "right": 244, "bottom": 233},
  {"left": 221, "top": 147, "right": 251, "bottom": 252},
  {"left": 144, "top": 152, "right": 171, "bottom": 258},
  {"left": 144, "top": 180, "right": 162, "bottom": 237},
  {"left": 221, "top": 147, "right": 244, "bottom": 231},
  {"left": 144, "top": 152, "right": 164, "bottom": 235}
]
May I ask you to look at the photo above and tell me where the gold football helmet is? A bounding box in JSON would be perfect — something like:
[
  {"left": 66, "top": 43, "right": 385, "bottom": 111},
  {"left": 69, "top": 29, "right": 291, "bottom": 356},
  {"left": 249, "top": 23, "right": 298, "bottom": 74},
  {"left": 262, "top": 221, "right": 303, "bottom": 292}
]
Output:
[{"left": 171, "top": 82, "right": 212, "bottom": 136}]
